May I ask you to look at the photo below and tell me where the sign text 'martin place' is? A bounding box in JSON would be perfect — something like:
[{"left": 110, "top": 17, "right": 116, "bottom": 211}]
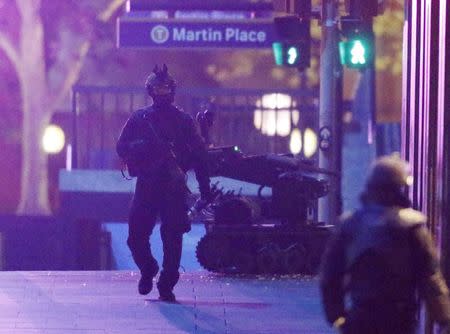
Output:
[
  {"left": 118, "top": 19, "right": 276, "bottom": 49},
  {"left": 172, "top": 27, "right": 267, "bottom": 42}
]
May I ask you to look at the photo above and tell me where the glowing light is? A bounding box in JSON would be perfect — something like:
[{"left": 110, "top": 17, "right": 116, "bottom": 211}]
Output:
[
  {"left": 263, "top": 110, "right": 277, "bottom": 136},
  {"left": 42, "top": 125, "right": 65, "bottom": 154},
  {"left": 261, "top": 93, "right": 291, "bottom": 109},
  {"left": 292, "top": 110, "right": 300, "bottom": 126},
  {"left": 276, "top": 110, "right": 291, "bottom": 137},
  {"left": 350, "top": 40, "right": 366, "bottom": 65},
  {"left": 287, "top": 46, "right": 299, "bottom": 65},
  {"left": 343, "top": 111, "right": 353, "bottom": 124},
  {"left": 303, "top": 128, "right": 318, "bottom": 158},
  {"left": 339, "top": 37, "right": 372, "bottom": 68},
  {"left": 289, "top": 128, "right": 302, "bottom": 155},
  {"left": 254, "top": 109, "right": 262, "bottom": 129},
  {"left": 66, "top": 144, "right": 72, "bottom": 171},
  {"left": 254, "top": 93, "right": 298, "bottom": 137}
]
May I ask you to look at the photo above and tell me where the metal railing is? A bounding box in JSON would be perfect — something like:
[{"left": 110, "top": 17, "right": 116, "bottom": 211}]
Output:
[{"left": 71, "top": 85, "right": 320, "bottom": 169}]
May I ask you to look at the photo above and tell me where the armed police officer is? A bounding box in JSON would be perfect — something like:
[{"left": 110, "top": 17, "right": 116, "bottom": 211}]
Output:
[
  {"left": 116, "top": 65, "right": 211, "bottom": 302},
  {"left": 320, "top": 154, "right": 450, "bottom": 333}
]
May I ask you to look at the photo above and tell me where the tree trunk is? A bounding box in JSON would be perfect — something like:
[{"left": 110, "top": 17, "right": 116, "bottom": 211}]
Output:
[
  {"left": 11, "top": 0, "right": 124, "bottom": 215},
  {"left": 16, "top": 1, "right": 52, "bottom": 215},
  {"left": 16, "top": 78, "right": 52, "bottom": 216}
]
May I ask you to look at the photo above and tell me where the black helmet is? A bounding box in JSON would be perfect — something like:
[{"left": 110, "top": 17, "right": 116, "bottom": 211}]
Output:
[
  {"left": 145, "top": 64, "right": 176, "bottom": 106},
  {"left": 361, "top": 153, "right": 412, "bottom": 207}
]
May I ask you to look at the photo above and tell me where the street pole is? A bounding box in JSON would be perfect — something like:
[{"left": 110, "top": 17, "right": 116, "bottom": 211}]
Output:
[{"left": 318, "top": 0, "right": 340, "bottom": 224}]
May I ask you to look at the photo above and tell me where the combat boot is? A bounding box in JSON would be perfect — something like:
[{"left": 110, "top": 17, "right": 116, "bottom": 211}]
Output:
[
  {"left": 158, "top": 289, "right": 176, "bottom": 302},
  {"left": 157, "top": 281, "right": 176, "bottom": 302},
  {"left": 138, "top": 265, "right": 159, "bottom": 295}
]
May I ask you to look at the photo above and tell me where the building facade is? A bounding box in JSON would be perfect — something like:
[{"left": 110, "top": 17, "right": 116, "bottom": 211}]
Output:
[{"left": 402, "top": 0, "right": 449, "bottom": 284}]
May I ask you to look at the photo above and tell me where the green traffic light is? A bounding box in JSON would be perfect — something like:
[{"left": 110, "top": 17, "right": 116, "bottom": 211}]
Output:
[
  {"left": 339, "top": 37, "right": 373, "bottom": 69},
  {"left": 349, "top": 40, "right": 367, "bottom": 65},
  {"left": 272, "top": 42, "right": 284, "bottom": 66},
  {"left": 272, "top": 41, "right": 309, "bottom": 68},
  {"left": 287, "top": 46, "right": 299, "bottom": 65}
]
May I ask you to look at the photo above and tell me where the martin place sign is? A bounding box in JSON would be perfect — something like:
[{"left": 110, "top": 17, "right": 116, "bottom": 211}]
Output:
[{"left": 117, "top": 17, "right": 277, "bottom": 49}]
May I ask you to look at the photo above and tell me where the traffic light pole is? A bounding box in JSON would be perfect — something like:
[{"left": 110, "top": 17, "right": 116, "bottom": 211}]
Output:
[{"left": 318, "top": 0, "right": 341, "bottom": 224}]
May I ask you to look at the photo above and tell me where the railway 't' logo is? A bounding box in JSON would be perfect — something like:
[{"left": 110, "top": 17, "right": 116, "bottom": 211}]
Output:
[{"left": 150, "top": 25, "right": 170, "bottom": 44}]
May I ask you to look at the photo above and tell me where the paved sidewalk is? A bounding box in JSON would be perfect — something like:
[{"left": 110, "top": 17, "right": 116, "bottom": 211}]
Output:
[{"left": 0, "top": 271, "right": 333, "bottom": 334}]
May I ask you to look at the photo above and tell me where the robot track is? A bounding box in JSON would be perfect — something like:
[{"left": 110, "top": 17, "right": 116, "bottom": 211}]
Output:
[{"left": 195, "top": 224, "right": 333, "bottom": 275}]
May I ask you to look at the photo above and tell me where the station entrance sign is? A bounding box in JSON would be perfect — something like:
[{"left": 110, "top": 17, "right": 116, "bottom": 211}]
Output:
[{"left": 118, "top": 17, "right": 276, "bottom": 49}]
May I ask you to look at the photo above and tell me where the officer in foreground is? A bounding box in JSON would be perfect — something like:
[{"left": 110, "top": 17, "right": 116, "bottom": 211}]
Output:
[
  {"left": 320, "top": 154, "right": 450, "bottom": 333},
  {"left": 116, "top": 65, "right": 211, "bottom": 302}
]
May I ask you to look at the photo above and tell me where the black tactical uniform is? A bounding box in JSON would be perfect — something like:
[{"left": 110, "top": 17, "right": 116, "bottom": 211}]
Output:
[
  {"left": 320, "top": 154, "right": 450, "bottom": 333},
  {"left": 116, "top": 65, "right": 210, "bottom": 301}
]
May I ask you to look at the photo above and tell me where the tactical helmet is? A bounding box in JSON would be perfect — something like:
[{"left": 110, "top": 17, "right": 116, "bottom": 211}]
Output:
[
  {"left": 366, "top": 153, "right": 413, "bottom": 191},
  {"left": 145, "top": 64, "right": 176, "bottom": 105}
]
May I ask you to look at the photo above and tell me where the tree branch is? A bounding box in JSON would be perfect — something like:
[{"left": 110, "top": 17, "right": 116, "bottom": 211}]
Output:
[
  {"left": 15, "top": 0, "right": 41, "bottom": 18},
  {"left": 98, "top": 0, "right": 127, "bottom": 22},
  {"left": 15, "top": 0, "right": 27, "bottom": 16},
  {"left": 49, "top": 41, "right": 91, "bottom": 111},
  {"left": 49, "top": 0, "right": 126, "bottom": 110},
  {"left": 0, "top": 31, "right": 22, "bottom": 76}
]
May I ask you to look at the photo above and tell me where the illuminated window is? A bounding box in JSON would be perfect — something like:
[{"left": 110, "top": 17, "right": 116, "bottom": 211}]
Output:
[{"left": 254, "top": 93, "right": 297, "bottom": 137}]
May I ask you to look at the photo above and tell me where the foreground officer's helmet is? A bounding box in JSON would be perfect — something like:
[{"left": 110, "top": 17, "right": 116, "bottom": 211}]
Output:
[
  {"left": 145, "top": 64, "right": 176, "bottom": 104},
  {"left": 366, "top": 153, "right": 413, "bottom": 191}
]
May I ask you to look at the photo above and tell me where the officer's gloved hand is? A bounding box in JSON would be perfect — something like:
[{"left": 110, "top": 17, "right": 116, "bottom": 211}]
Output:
[
  {"left": 194, "top": 197, "right": 209, "bottom": 212},
  {"left": 190, "top": 190, "right": 213, "bottom": 214},
  {"left": 187, "top": 197, "right": 207, "bottom": 224}
]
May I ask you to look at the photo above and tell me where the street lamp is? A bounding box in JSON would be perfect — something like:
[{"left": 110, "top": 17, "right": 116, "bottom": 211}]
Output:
[{"left": 42, "top": 125, "right": 65, "bottom": 154}]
